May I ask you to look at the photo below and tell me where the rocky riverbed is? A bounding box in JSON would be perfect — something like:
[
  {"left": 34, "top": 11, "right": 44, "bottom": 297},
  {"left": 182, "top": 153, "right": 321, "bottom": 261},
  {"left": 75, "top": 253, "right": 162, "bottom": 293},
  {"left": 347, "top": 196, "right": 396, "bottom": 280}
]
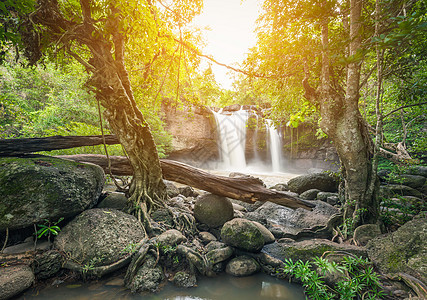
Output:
[{"left": 0, "top": 156, "right": 426, "bottom": 299}]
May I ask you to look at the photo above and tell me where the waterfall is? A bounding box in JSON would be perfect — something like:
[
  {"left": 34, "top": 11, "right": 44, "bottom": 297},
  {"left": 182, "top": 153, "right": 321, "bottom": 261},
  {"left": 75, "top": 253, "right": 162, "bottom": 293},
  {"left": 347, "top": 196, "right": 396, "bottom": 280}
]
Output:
[
  {"left": 213, "top": 109, "right": 248, "bottom": 170},
  {"left": 266, "top": 119, "right": 282, "bottom": 172}
]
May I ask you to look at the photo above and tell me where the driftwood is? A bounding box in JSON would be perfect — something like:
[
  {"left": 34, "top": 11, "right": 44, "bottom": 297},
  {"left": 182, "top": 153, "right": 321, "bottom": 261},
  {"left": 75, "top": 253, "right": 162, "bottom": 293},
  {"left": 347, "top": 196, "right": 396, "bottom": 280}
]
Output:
[
  {"left": 0, "top": 135, "right": 314, "bottom": 210},
  {"left": 58, "top": 154, "right": 314, "bottom": 210}
]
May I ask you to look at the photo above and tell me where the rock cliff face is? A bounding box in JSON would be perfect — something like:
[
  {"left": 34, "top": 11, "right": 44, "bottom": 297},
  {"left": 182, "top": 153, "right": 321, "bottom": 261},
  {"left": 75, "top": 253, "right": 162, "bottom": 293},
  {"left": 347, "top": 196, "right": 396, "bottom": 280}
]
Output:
[
  {"left": 163, "top": 104, "right": 339, "bottom": 171},
  {"left": 162, "top": 104, "right": 219, "bottom": 168}
]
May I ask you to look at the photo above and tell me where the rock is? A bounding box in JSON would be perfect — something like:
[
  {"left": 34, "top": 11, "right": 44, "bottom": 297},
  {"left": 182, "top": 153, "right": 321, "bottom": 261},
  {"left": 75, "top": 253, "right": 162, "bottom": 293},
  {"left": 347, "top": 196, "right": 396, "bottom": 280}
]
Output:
[
  {"left": 226, "top": 256, "right": 260, "bottom": 277},
  {"left": 326, "top": 196, "right": 339, "bottom": 206},
  {"left": 316, "top": 192, "right": 339, "bottom": 202},
  {"left": 299, "top": 189, "right": 321, "bottom": 200},
  {"left": 269, "top": 183, "right": 288, "bottom": 191},
  {"left": 251, "top": 221, "right": 275, "bottom": 244},
  {"left": 96, "top": 192, "right": 127, "bottom": 210},
  {"left": 0, "top": 155, "right": 104, "bottom": 231},
  {"left": 54, "top": 208, "right": 144, "bottom": 273},
  {"left": 287, "top": 173, "right": 339, "bottom": 194},
  {"left": 366, "top": 215, "right": 427, "bottom": 283},
  {"left": 253, "top": 201, "right": 339, "bottom": 238},
  {"left": 353, "top": 224, "right": 382, "bottom": 246},
  {"left": 206, "top": 241, "right": 227, "bottom": 252},
  {"left": 32, "top": 250, "right": 62, "bottom": 280},
  {"left": 199, "top": 231, "right": 217, "bottom": 243},
  {"left": 194, "top": 194, "right": 234, "bottom": 227},
  {"left": 128, "top": 254, "right": 164, "bottom": 292},
  {"left": 389, "top": 175, "right": 426, "bottom": 190},
  {"left": 179, "top": 186, "right": 200, "bottom": 198},
  {"left": 3, "top": 240, "right": 50, "bottom": 254},
  {"left": 232, "top": 203, "right": 246, "bottom": 212},
  {"left": 263, "top": 239, "right": 367, "bottom": 263},
  {"left": 229, "top": 172, "right": 264, "bottom": 186},
  {"left": 156, "top": 229, "right": 186, "bottom": 248},
  {"left": 172, "top": 271, "right": 197, "bottom": 288},
  {"left": 380, "top": 184, "right": 424, "bottom": 198},
  {"left": 206, "top": 245, "right": 234, "bottom": 266},
  {"left": 223, "top": 104, "right": 241, "bottom": 112},
  {"left": 164, "top": 180, "right": 180, "bottom": 198},
  {"left": 221, "top": 218, "right": 264, "bottom": 252},
  {"left": 151, "top": 208, "right": 174, "bottom": 227},
  {"left": 407, "top": 166, "right": 427, "bottom": 177},
  {"left": 0, "top": 265, "right": 34, "bottom": 299}
]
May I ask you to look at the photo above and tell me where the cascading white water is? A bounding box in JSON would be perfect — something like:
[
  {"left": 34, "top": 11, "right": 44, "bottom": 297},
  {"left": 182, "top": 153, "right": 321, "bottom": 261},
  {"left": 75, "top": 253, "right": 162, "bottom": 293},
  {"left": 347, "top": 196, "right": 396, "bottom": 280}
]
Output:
[
  {"left": 213, "top": 109, "right": 249, "bottom": 170},
  {"left": 266, "top": 119, "right": 282, "bottom": 172}
]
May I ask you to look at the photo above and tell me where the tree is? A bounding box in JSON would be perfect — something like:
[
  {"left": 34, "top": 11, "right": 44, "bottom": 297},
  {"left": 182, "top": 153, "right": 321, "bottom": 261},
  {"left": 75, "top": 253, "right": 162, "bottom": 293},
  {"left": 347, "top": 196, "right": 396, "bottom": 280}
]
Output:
[
  {"left": 245, "top": 0, "right": 426, "bottom": 228},
  {"left": 1, "top": 0, "right": 201, "bottom": 226}
]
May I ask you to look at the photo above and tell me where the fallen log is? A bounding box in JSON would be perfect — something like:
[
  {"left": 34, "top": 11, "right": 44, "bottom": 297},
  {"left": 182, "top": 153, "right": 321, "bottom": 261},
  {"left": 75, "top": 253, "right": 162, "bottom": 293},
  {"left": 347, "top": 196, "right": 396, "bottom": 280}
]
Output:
[
  {"left": 0, "top": 135, "right": 119, "bottom": 156},
  {"left": 57, "top": 154, "right": 314, "bottom": 210}
]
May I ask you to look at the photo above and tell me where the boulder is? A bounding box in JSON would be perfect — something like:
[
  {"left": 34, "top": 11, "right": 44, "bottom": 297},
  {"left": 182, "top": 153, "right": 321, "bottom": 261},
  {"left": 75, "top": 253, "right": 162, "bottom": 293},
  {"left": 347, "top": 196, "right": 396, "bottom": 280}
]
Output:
[
  {"left": 223, "top": 104, "right": 241, "bottom": 112},
  {"left": 172, "top": 271, "right": 197, "bottom": 288},
  {"left": 178, "top": 186, "right": 199, "bottom": 198},
  {"left": 0, "top": 155, "right": 104, "bottom": 231},
  {"left": 287, "top": 173, "right": 339, "bottom": 194},
  {"left": 389, "top": 175, "right": 426, "bottom": 190},
  {"left": 128, "top": 254, "right": 164, "bottom": 292},
  {"left": 366, "top": 215, "right": 427, "bottom": 283},
  {"left": 226, "top": 256, "right": 260, "bottom": 277},
  {"left": 353, "top": 224, "right": 381, "bottom": 246},
  {"left": 156, "top": 229, "right": 186, "bottom": 248},
  {"left": 316, "top": 192, "right": 339, "bottom": 202},
  {"left": 299, "top": 189, "right": 321, "bottom": 200},
  {"left": 269, "top": 183, "right": 288, "bottom": 191},
  {"left": 96, "top": 192, "right": 128, "bottom": 210},
  {"left": 199, "top": 231, "right": 217, "bottom": 243},
  {"left": 221, "top": 218, "right": 264, "bottom": 252},
  {"left": 252, "top": 201, "right": 339, "bottom": 238},
  {"left": 251, "top": 221, "right": 275, "bottom": 244},
  {"left": 380, "top": 184, "right": 424, "bottom": 198},
  {"left": 164, "top": 180, "right": 180, "bottom": 198},
  {"left": 54, "top": 208, "right": 145, "bottom": 273},
  {"left": 263, "top": 238, "right": 367, "bottom": 263},
  {"left": 407, "top": 166, "right": 427, "bottom": 177},
  {"left": 194, "top": 194, "right": 234, "bottom": 228},
  {"left": 0, "top": 265, "right": 34, "bottom": 299}
]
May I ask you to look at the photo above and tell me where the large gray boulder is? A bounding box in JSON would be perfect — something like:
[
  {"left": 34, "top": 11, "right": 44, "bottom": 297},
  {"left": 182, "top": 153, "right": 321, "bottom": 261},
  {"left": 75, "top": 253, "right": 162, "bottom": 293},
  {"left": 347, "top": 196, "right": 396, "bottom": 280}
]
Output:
[
  {"left": 0, "top": 265, "right": 34, "bottom": 300},
  {"left": 380, "top": 184, "right": 424, "bottom": 198},
  {"left": 287, "top": 173, "right": 339, "bottom": 194},
  {"left": 407, "top": 166, "right": 427, "bottom": 177},
  {"left": 54, "top": 208, "right": 145, "bottom": 274},
  {"left": 263, "top": 238, "right": 367, "bottom": 263},
  {"left": 366, "top": 216, "right": 427, "bottom": 283},
  {"left": 221, "top": 218, "right": 264, "bottom": 252},
  {"left": 226, "top": 256, "right": 260, "bottom": 277},
  {"left": 389, "top": 174, "right": 426, "bottom": 190},
  {"left": 194, "top": 194, "right": 234, "bottom": 227},
  {"left": 0, "top": 155, "right": 104, "bottom": 231}
]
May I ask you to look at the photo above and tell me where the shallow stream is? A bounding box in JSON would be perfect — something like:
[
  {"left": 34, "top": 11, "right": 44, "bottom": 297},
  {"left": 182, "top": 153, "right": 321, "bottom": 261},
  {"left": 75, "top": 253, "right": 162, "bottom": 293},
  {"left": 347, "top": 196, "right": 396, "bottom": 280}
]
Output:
[{"left": 18, "top": 272, "right": 305, "bottom": 300}]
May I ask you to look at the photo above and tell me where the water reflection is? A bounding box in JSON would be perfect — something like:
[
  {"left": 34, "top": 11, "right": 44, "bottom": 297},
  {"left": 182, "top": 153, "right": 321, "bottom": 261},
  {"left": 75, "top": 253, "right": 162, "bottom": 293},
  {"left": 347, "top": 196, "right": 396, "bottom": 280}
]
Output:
[{"left": 19, "top": 273, "right": 305, "bottom": 300}]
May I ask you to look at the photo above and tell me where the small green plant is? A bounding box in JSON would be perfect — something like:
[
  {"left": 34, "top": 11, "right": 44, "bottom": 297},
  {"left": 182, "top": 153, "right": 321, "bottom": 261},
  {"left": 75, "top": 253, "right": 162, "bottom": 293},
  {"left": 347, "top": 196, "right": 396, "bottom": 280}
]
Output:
[
  {"left": 173, "top": 255, "right": 180, "bottom": 264},
  {"left": 120, "top": 242, "right": 139, "bottom": 256},
  {"left": 36, "top": 217, "right": 64, "bottom": 242},
  {"left": 277, "top": 256, "right": 385, "bottom": 299},
  {"left": 82, "top": 256, "right": 104, "bottom": 275}
]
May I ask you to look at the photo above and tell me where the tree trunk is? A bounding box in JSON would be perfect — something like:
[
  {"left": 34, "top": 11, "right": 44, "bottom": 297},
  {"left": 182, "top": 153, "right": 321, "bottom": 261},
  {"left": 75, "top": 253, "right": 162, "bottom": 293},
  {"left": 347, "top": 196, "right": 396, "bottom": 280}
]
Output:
[
  {"left": 31, "top": 0, "right": 166, "bottom": 219},
  {"left": 304, "top": 0, "right": 379, "bottom": 228}
]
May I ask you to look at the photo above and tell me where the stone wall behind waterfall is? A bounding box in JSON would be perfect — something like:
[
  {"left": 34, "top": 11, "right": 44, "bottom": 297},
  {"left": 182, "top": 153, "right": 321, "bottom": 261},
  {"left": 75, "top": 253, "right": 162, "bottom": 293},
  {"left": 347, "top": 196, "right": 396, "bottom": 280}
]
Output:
[{"left": 162, "top": 104, "right": 339, "bottom": 171}]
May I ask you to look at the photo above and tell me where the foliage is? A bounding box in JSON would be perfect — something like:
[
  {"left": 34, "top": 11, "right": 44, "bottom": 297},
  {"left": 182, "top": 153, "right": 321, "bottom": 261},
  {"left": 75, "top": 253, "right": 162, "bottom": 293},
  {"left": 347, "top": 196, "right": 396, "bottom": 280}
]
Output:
[
  {"left": 36, "top": 217, "right": 64, "bottom": 242},
  {"left": 278, "top": 256, "right": 385, "bottom": 300}
]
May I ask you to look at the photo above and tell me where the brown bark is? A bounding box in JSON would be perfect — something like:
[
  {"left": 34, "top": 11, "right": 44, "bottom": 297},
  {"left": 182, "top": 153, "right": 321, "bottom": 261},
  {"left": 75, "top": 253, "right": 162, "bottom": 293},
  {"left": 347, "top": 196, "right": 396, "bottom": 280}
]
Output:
[
  {"left": 0, "top": 135, "right": 119, "bottom": 156},
  {"left": 30, "top": 0, "right": 166, "bottom": 216},
  {"left": 56, "top": 154, "right": 314, "bottom": 210}
]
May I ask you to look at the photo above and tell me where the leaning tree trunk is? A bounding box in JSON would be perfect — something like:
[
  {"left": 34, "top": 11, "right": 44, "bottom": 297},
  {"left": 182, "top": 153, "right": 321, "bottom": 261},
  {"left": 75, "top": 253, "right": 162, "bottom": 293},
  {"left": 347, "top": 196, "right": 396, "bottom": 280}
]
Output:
[{"left": 31, "top": 0, "right": 166, "bottom": 220}]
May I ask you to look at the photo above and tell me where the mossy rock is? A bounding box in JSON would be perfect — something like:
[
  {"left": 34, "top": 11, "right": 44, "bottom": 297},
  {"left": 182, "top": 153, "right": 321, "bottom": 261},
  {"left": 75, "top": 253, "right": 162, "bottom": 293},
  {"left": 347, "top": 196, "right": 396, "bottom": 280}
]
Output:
[
  {"left": 287, "top": 173, "right": 339, "bottom": 194},
  {"left": 0, "top": 155, "right": 104, "bottom": 231},
  {"left": 194, "top": 193, "right": 234, "bottom": 228},
  {"left": 366, "top": 215, "right": 427, "bottom": 283},
  {"left": 54, "top": 208, "right": 144, "bottom": 268},
  {"left": 221, "top": 218, "right": 264, "bottom": 253},
  {"left": 263, "top": 238, "right": 367, "bottom": 263}
]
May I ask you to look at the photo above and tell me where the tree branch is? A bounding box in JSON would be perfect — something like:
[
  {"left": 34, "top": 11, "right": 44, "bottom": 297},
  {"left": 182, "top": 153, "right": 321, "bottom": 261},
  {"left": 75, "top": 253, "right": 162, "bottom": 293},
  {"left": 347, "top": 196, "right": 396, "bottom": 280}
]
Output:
[{"left": 382, "top": 102, "right": 427, "bottom": 120}]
